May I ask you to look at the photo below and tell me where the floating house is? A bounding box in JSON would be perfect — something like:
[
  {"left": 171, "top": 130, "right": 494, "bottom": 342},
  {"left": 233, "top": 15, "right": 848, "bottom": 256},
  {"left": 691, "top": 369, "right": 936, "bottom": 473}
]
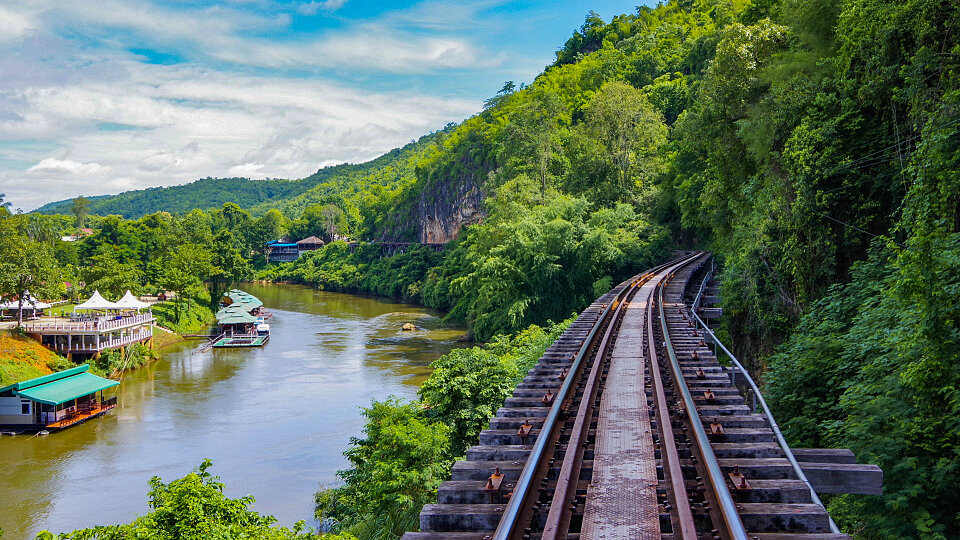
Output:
[
  {"left": 211, "top": 290, "right": 269, "bottom": 348},
  {"left": 24, "top": 290, "right": 154, "bottom": 360},
  {"left": 0, "top": 365, "right": 118, "bottom": 431},
  {"left": 265, "top": 241, "right": 301, "bottom": 263}
]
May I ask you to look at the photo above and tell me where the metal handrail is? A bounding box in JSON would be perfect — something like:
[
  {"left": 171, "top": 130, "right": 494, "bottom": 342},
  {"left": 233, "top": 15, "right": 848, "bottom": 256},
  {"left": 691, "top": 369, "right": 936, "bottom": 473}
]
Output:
[
  {"left": 659, "top": 270, "right": 749, "bottom": 540},
  {"left": 25, "top": 313, "right": 154, "bottom": 333},
  {"left": 492, "top": 253, "right": 695, "bottom": 540},
  {"left": 690, "top": 308, "right": 841, "bottom": 534}
]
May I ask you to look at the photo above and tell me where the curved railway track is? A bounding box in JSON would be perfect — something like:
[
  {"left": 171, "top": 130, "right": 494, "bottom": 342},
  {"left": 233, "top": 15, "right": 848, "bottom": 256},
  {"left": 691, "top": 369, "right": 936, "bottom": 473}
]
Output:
[{"left": 407, "top": 252, "right": 880, "bottom": 540}]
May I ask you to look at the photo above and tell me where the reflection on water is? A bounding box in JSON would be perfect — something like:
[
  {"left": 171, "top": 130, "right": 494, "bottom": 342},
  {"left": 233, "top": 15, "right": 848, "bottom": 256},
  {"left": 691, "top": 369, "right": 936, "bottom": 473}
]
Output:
[{"left": 0, "top": 284, "right": 464, "bottom": 539}]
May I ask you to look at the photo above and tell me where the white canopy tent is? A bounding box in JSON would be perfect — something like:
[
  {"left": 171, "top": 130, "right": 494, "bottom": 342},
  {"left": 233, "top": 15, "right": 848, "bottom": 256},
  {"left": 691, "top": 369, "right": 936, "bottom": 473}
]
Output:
[
  {"left": 74, "top": 290, "right": 121, "bottom": 311},
  {"left": 0, "top": 291, "right": 52, "bottom": 310},
  {"left": 114, "top": 290, "right": 151, "bottom": 310}
]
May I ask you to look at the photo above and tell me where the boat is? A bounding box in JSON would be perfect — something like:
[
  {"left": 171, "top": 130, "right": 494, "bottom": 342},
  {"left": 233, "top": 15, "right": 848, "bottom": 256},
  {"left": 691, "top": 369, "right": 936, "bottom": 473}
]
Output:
[{"left": 211, "top": 290, "right": 270, "bottom": 348}]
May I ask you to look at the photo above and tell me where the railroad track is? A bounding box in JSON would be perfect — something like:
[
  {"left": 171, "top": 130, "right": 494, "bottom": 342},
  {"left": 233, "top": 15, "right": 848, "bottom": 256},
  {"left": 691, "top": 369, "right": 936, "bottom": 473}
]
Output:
[{"left": 405, "top": 252, "right": 880, "bottom": 540}]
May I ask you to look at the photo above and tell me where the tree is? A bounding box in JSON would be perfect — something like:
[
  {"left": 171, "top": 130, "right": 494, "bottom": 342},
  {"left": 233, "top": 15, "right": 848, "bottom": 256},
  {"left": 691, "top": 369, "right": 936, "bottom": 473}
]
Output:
[
  {"left": 70, "top": 196, "right": 91, "bottom": 229},
  {"left": 247, "top": 209, "right": 288, "bottom": 257},
  {"left": 289, "top": 204, "right": 348, "bottom": 242},
  {"left": 0, "top": 218, "right": 63, "bottom": 327},
  {"left": 578, "top": 81, "right": 667, "bottom": 202},
  {"left": 319, "top": 204, "right": 347, "bottom": 240},
  {"left": 81, "top": 246, "right": 144, "bottom": 299},
  {"left": 317, "top": 399, "right": 451, "bottom": 540},
  {"left": 25, "top": 215, "right": 59, "bottom": 246},
  {"left": 159, "top": 244, "right": 212, "bottom": 319},
  {"left": 207, "top": 230, "right": 250, "bottom": 308},
  {"left": 36, "top": 460, "right": 322, "bottom": 540},
  {"left": 496, "top": 88, "right": 566, "bottom": 196}
]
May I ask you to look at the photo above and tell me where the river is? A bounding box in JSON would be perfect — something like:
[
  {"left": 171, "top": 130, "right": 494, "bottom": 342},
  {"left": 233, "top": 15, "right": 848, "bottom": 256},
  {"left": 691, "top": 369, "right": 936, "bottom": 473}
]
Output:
[{"left": 0, "top": 284, "right": 465, "bottom": 540}]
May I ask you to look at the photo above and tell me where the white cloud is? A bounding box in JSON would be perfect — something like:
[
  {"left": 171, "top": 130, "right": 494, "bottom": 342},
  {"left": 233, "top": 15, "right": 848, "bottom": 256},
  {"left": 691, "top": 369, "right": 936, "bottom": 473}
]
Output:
[
  {"left": 43, "top": 0, "right": 499, "bottom": 73},
  {"left": 0, "top": 60, "right": 479, "bottom": 210},
  {"left": 0, "top": 4, "right": 37, "bottom": 43},
  {"left": 0, "top": 0, "right": 557, "bottom": 211},
  {"left": 27, "top": 158, "right": 109, "bottom": 176}
]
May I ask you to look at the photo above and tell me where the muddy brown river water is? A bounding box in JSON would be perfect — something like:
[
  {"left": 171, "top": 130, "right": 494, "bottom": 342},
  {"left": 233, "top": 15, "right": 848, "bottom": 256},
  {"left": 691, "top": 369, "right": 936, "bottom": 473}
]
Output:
[{"left": 0, "top": 284, "right": 464, "bottom": 539}]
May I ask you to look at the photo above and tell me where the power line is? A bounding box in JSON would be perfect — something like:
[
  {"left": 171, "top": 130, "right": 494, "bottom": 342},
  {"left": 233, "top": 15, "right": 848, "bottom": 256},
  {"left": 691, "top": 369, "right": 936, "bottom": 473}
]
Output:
[{"left": 798, "top": 200, "right": 905, "bottom": 248}]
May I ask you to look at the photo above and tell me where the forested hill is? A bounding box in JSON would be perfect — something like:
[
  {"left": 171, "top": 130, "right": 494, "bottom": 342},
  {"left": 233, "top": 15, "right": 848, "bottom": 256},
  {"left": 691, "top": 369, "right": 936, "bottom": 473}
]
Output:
[
  {"left": 31, "top": 134, "right": 438, "bottom": 219},
  {"left": 9, "top": 1, "right": 960, "bottom": 537}
]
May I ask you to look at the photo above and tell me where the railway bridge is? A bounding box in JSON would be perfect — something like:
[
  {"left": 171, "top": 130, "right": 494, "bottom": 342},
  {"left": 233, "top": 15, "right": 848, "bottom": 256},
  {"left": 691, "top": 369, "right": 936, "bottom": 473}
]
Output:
[{"left": 404, "top": 252, "right": 881, "bottom": 540}]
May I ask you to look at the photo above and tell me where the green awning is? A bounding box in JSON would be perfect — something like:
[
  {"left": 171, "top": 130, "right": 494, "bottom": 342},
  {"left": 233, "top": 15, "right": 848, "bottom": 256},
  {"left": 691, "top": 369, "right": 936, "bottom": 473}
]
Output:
[
  {"left": 216, "top": 308, "right": 258, "bottom": 324},
  {"left": 228, "top": 293, "right": 262, "bottom": 307},
  {"left": 16, "top": 372, "right": 119, "bottom": 405}
]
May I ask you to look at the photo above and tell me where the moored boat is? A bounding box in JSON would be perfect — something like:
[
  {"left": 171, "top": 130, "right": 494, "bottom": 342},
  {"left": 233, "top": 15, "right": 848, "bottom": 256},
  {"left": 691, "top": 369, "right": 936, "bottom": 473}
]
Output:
[{"left": 212, "top": 290, "right": 270, "bottom": 348}]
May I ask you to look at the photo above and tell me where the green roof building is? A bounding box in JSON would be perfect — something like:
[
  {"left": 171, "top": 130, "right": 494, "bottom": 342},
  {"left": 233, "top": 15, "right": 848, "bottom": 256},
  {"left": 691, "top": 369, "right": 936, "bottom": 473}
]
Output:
[{"left": 0, "top": 365, "right": 119, "bottom": 431}]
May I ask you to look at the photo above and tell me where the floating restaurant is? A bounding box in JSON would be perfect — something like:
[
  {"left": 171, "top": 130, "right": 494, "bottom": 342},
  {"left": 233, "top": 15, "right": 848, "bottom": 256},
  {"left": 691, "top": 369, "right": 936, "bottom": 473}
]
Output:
[
  {"left": 0, "top": 365, "right": 118, "bottom": 431},
  {"left": 24, "top": 290, "right": 154, "bottom": 360},
  {"left": 211, "top": 290, "right": 270, "bottom": 348}
]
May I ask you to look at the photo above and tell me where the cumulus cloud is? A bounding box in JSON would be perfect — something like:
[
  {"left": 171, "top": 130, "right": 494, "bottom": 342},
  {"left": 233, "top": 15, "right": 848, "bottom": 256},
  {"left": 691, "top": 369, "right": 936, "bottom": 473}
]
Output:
[
  {"left": 0, "top": 0, "right": 554, "bottom": 211},
  {"left": 0, "top": 59, "right": 478, "bottom": 209}
]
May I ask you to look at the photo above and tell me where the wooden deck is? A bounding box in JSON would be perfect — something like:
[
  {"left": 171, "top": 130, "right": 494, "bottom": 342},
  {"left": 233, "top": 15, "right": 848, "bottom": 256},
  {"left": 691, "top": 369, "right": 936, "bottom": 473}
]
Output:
[
  {"left": 45, "top": 402, "right": 117, "bottom": 430},
  {"left": 212, "top": 334, "right": 269, "bottom": 348}
]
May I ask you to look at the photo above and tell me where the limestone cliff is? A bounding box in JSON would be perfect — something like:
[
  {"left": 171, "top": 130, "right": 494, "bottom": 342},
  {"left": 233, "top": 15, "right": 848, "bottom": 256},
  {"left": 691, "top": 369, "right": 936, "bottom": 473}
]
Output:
[
  {"left": 416, "top": 170, "right": 485, "bottom": 243},
  {"left": 379, "top": 135, "right": 493, "bottom": 243}
]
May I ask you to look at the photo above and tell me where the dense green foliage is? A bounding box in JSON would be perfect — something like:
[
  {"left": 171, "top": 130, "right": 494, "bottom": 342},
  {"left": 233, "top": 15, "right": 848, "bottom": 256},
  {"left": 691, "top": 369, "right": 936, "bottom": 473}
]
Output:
[
  {"left": 11, "top": 0, "right": 960, "bottom": 535},
  {"left": 315, "top": 321, "right": 570, "bottom": 539},
  {"left": 272, "top": 183, "right": 667, "bottom": 340},
  {"left": 36, "top": 460, "right": 331, "bottom": 540}
]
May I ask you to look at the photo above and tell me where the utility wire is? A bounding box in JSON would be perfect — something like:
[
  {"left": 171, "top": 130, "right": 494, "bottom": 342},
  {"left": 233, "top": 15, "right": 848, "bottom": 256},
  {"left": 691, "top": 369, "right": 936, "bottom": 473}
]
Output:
[{"left": 798, "top": 200, "right": 905, "bottom": 248}]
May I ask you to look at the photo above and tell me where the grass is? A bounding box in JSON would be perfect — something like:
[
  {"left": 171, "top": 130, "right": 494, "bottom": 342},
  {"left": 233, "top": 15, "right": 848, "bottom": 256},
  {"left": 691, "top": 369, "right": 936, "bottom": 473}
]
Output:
[
  {"left": 152, "top": 325, "right": 184, "bottom": 349},
  {"left": 0, "top": 331, "right": 74, "bottom": 387},
  {"left": 152, "top": 299, "right": 215, "bottom": 335},
  {"left": 48, "top": 303, "right": 78, "bottom": 317}
]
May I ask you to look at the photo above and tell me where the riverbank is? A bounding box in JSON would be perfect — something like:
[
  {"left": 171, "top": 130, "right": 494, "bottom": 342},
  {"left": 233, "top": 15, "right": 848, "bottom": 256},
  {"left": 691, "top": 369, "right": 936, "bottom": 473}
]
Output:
[
  {"left": 2, "top": 284, "right": 465, "bottom": 539},
  {"left": 0, "top": 331, "right": 74, "bottom": 386},
  {"left": 0, "top": 302, "right": 210, "bottom": 388}
]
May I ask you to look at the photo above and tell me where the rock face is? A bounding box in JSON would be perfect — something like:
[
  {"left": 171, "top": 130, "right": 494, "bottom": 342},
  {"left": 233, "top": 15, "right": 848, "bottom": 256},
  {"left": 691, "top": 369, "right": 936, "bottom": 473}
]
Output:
[
  {"left": 378, "top": 136, "right": 492, "bottom": 244},
  {"left": 414, "top": 146, "right": 491, "bottom": 244},
  {"left": 417, "top": 177, "right": 484, "bottom": 244}
]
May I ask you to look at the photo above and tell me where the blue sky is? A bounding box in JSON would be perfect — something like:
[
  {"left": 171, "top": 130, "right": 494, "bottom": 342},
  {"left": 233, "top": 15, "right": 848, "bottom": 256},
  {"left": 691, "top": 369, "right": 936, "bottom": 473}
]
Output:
[{"left": 0, "top": 0, "right": 647, "bottom": 211}]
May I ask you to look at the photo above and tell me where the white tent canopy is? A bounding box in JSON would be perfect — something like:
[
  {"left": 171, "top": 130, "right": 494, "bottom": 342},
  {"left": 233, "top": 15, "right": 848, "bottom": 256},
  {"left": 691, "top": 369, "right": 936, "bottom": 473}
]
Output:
[
  {"left": 0, "top": 291, "right": 51, "bottom": 310},
  {"left": 115, "top": 290, "right": 151, "bottom": 310},
  {"left": 74, "top": 290, "right": 121, "bottom": 311}
]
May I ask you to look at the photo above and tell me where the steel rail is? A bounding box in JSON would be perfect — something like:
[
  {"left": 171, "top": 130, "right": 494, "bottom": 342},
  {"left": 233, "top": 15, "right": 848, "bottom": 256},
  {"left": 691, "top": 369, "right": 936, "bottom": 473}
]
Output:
[
  {"left": 646, "top": 275, "right": 699, "bottom": 538},
  {"left": 658, "top": 264, "right": 749, "bottom": 540},
  {"left": 689, "top": 305, "right": 842, "bottom": 534},
  {"left": 540, "top": 275, "right": 640, "bottom": 540},
  {"left": 492, "top": 253, "right": 698, "bottom": 540},
  {"left": 490, "top": 277, "right": 633, "bottom": 540}
]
